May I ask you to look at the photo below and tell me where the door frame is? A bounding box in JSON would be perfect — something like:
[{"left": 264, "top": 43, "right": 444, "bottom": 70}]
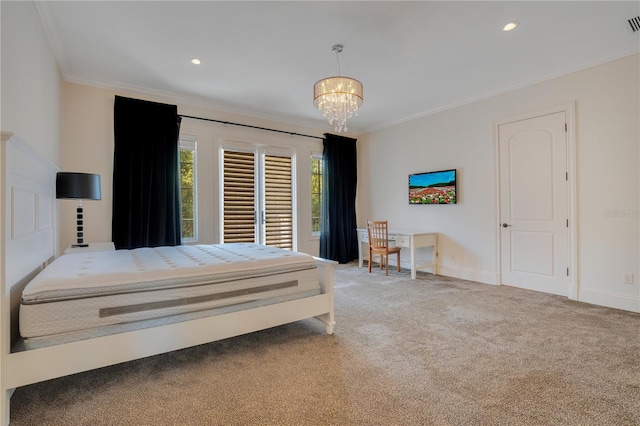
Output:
[{"left": 493, "top": 102, "right": 578, "bottom": 299}]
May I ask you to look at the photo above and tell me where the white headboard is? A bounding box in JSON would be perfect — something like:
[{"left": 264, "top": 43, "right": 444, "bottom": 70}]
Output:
[
  {"left": 2, "top": 132, "right": 58, "bottom": 291},
  {"left": 1, "top": 132, "right": 58, "bottom": 424}
]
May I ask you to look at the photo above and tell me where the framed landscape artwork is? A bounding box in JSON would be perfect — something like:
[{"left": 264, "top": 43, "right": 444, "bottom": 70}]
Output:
[{"left": 408, "top": 169, "right": 457, "bottom": 204}]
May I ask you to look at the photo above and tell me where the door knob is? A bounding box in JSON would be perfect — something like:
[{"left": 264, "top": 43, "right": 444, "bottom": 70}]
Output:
[{"left": 502, "top": 223, "right": 512, "bottom": 228}]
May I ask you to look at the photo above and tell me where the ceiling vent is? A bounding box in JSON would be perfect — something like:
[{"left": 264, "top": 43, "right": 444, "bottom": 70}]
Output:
[{"left": 629, "top": 16, "right": 640, "bottom": 32}]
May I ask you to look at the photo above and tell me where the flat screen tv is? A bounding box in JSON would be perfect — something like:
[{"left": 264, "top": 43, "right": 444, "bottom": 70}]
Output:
[{"left": 408, "top": 169, "right": 457, "bottom": 204}]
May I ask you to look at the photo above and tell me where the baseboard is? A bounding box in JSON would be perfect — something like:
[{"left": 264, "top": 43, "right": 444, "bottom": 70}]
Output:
[
  {"left": 389, "top": 258, "right": 640, "bottom": 313},
  {"left": 578, "top": 289, "right": 640, "bottom": 313},
  {"left": 385, "top": 257, "right": 498, "bottom": 285},
  {"left": 437, "top": 265, "right": 498, "bottom": 285}
]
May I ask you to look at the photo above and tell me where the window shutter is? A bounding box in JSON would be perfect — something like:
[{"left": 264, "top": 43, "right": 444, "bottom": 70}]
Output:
[
  {"left": 222, "top": 150, "right": 256, "bottom": 243},
  {"left": 264, "top": 154, "right": 293, "bottom": 249}
]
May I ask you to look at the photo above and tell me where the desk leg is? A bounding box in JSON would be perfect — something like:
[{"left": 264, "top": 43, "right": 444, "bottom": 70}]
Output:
[
  {"left": 433, "top": 249, "right": 438, "bottom": 275},
  {"left": 410, "top": 245, "right": 416, "bottom": 279},
  {"left": 433, "top": 236, "right": 438, "bottom": 275}
]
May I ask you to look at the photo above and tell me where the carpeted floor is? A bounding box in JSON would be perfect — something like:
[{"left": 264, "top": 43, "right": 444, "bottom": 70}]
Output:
[{"left": 9, "top": 263, "right": 640, "bottom": 425}]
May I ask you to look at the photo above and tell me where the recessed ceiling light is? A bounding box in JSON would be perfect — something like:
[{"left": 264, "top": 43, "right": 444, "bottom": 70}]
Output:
[
  {"left": 191, "top": 58, "right": 201, "bottom": 65},
  {"left": 503, "top": 21, "right": 519, "bottom": 31}
]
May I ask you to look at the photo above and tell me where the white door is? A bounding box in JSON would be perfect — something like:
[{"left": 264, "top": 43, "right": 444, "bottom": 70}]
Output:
[{"left": 498, "top": 111, "right": 568, "bottom": 296}]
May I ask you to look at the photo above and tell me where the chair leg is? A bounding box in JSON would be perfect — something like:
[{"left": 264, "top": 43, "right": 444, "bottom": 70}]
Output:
[
  {"left": 379, "top": 255, "right": 383, "bottom": 270},
  {"left": 385, "top": 255, "right": 389, "bottom": 276},
  {"left": 397, "top": 251, "right": 401, "bottom": 272},
  {"left": 368, "top": 250, "right": 372, "bottom": 273}
]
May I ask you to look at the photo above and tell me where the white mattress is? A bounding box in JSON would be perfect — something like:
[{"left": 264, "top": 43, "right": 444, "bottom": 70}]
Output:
[{"left": 20, "top": 243, "right": 320, "bottom": 341}]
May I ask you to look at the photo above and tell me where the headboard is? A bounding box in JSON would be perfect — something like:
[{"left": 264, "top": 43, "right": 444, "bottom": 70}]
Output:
[
  {"left": 1, "top": 132, "right": 59, "bottom": 346},
  {"left": 2, "top": 132, "right": 58, "bottom": 287}
]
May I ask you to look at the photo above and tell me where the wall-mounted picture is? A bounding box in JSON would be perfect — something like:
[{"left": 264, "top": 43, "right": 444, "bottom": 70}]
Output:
[{"left": 408, "top": 169, "right": 457, "bottom": 204}]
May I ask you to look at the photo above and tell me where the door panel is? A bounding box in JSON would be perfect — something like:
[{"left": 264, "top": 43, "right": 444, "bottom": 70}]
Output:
[
  {"left": 511, "top": 231, "right": 554, "bottom": 276},
  {"left": 263, "top": 154, "right": 293, "bottom": 249},
  {"left": 499, "top": 111, "right": 568, "bottom": 295},
  {"left": 509, "top": 131, "right": 554, "bottom": 221},
  {"left": 222, "top": 149, "right": 256, "bottom": 243}
]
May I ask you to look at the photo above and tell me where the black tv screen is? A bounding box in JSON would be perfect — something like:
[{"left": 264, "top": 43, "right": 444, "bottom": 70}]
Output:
[{"left": 408, "top": 169, "right": 457, "bottom": 204}]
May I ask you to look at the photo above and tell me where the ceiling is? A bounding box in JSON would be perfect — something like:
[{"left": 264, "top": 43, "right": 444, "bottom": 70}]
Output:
[{"left": 36, "top": 1, "right": 640, "bottom": 134}]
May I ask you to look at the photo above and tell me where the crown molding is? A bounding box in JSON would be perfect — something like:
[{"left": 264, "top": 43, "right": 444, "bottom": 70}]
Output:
[{"left": 34, "top": 1, "right": 70, "bottom": 80}]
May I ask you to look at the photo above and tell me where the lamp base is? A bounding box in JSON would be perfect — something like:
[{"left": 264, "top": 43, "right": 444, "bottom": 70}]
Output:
[{"left": 71, "top": 243, "right": 89, "bottom": 248}]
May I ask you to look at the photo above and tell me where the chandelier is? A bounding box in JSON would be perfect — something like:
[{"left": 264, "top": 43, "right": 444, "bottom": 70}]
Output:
[{"left": 313, "top": 44, "right": 363, "bottom": 133}]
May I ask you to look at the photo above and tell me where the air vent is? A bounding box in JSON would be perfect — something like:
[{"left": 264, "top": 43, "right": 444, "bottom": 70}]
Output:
[{"left": 629, "top": 16, "right": 640, "bottom": 32}]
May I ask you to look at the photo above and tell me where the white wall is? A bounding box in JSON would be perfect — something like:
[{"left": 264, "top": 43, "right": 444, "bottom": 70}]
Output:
[
  {"left": 1, "top": 1, "right": 62, "bottom": 164},
  {"left": 60, "top": 83, "right": 325, "bottom": 256},
  {"left": 358, "top": 54, "right": 640, "bottom": 312}
]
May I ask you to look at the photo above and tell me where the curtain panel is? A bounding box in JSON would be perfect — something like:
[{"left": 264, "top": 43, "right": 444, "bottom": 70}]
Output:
[
  {"left": 319, "top": 133, "right": 358, "bottom": 263},
  {"left": 112, "top": 96, "right": 182, "bottom": 249}
]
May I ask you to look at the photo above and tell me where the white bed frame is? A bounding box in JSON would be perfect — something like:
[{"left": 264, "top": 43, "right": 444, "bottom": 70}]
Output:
[{"left": 0, "top": 133, "right": 336, "bottom": 425}]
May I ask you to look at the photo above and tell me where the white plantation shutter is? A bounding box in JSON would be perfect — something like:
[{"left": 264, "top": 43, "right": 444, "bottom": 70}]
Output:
[
  {"left": 222, "top": 150, "right": 256, "bottom": 243},
  {"left": 221, "top": 148, "right": 294, "bottom": 249},
  {"left": 263, "top": 154, "right": 293, "bottom": 249}
]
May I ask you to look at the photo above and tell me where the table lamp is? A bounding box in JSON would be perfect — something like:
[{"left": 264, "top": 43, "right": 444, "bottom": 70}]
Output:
[{"left": 56, "top": 172, "right": 102, "bottom": 248}]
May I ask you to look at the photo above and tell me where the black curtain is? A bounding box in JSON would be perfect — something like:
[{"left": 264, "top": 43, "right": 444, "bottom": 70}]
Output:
[
  {"left": 319, "top": 133, "right": 358, "bottom": 263},
  {"left": 112, "top": 96, "right": 182, "bottom": 249}
]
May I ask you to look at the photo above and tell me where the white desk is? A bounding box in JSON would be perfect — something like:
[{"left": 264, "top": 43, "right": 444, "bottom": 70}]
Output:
[{"left": 357, "top": 229, "right": 438, "bottom": 279}]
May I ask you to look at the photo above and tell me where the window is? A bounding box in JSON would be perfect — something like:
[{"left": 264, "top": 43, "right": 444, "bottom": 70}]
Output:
[
  {"left": 179, "top": 137, "right": 197, "bottom": 242},
  {"left": 311, "top": 154, "right": 323, "bottom": 235},
  {"left": 221, "top": 146, "right": 295, "bottom": 250}
]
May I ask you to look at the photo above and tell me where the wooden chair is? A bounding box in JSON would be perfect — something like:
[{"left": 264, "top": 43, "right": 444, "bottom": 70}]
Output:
[{"left": 366, "top": 220, "right": 401, "bottom": 276}]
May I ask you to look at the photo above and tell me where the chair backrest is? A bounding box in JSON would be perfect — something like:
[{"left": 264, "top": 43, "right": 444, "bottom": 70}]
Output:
[{"left": 367, "top": 220, "right": 390, "bottom": 249}]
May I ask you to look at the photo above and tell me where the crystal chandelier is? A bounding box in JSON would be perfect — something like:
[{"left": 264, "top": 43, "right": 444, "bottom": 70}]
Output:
[{"left": 313, "top": 45, "right": 363, "bottom": 132}]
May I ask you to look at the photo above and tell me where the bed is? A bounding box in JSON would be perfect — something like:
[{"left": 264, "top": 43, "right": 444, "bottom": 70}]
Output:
[{"left": 0, "top": 133, "right": 336, "bottom": 425}]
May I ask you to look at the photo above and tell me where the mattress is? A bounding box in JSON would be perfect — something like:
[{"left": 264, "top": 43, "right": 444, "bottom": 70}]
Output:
[{"left": 20, "top": 243, "right": 320, "bottom": 344}]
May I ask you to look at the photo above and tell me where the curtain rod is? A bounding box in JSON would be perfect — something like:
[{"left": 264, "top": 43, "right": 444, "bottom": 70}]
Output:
[{"left": 179, "top": 114, "right": 324, "bottom": 140}]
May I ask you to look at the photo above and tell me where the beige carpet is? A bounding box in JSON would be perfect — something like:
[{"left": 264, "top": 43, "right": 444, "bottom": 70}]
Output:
[{"left": 9, "top": 263, "right": 640, "bottom": 425}]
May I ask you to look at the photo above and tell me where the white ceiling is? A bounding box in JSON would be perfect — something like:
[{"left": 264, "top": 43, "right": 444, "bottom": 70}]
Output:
[{"left": 36, "top": 1, "right": 640, "bottom": 134}]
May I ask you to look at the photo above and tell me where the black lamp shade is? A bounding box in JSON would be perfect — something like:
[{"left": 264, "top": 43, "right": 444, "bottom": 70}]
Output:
[{"left": 56, "top": 172, "right": 101, "bottom": 200}]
